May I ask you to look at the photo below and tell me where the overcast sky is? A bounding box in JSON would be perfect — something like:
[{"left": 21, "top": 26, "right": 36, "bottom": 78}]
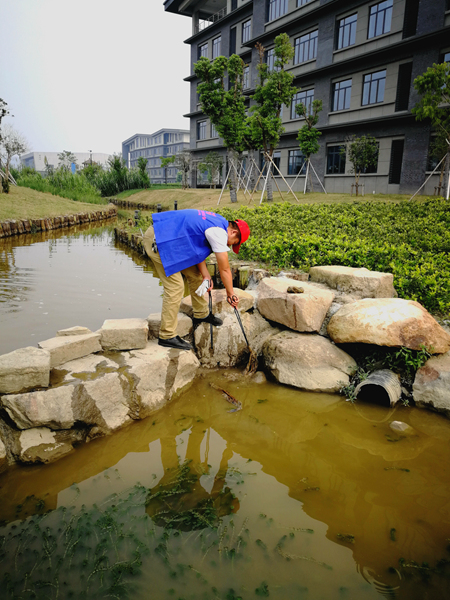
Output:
[{"left": 0, "top": 0, "right": 192, "bottom": 156}]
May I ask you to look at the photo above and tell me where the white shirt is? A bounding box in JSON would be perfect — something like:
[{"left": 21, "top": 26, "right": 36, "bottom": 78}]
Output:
[{"left": 205, "top": 227, "right": 230, "bottom": 253}]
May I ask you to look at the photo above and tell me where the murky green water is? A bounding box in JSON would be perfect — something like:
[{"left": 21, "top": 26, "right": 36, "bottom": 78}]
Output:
[
  {"left": 1, "top": 370, "right": 449, "bottom": 600},
  {"left": 0, "top": 222, "right": 162, "bottom": 355}
]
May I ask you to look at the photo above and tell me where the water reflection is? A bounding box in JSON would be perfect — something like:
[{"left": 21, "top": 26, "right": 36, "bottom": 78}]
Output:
[
  {"left": 0, "top": 370, "right": 449, "bottom": 598},
  {"left": 0, "top": 222, "right": 162, "bottom": 355}
]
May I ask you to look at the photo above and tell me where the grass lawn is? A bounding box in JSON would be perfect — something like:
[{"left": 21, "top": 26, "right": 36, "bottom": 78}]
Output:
[
  {"left": 0, "top": 186, "right": 109, "bottom": 221},
  {"left": 112, "top": 187, "right": 412, "bottom": 212}
]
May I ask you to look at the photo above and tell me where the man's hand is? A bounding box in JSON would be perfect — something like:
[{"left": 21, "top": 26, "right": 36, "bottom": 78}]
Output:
[
  {"left": 204, "top": 277, "right": 213, "bottom": 293},
  {"left": 227, "top": 294, "right": 239, "bottom": 308}
]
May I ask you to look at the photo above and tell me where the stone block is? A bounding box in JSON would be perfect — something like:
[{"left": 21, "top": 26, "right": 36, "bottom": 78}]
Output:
[
  {"left": 18, "top": 427, "right": 74, "bottom": 464},
  {"left": 2, "top": 385, "right": 75, "bottom": 430},
  {"left": 147, "top": 312, "right": 193, "bottom": 339},
  {"left": 57, "top": 326, "right": 92, "bottom": 336},
  {"left": 74, "top": 372, "right": 132, "bottom": 435},
  {"left": 309, "top": 265, "right": 395, "bottom": 298},
  {"left": 124, "top": 341, "right": 200, "bottom": 419},
  {"left": 257, "top": 277, "right": 334, "bottom": 333},
  {"left": 100, "top": 318, "right": 148, "bottom": 350},
  {"left": 0, "top": 347, "right": 50, "bottom": 394},
  {"left": 38, "top": 333, "right": 102, "bottom": 368}
]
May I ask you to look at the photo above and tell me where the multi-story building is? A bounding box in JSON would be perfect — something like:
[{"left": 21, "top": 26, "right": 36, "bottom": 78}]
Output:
[
  {"left": 122, "top": 129, "right": 190, "bottom": 184},
  {"left": 164, "top": 0, "right": 450, "bottom": 194},
  {"left": 21, "top": 152, "right": 111, "bottom": 174}
]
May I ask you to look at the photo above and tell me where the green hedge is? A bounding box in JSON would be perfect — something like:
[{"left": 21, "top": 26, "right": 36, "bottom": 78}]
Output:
[{"left": 217, "top": 199, "right": 450, "bottom": 315}]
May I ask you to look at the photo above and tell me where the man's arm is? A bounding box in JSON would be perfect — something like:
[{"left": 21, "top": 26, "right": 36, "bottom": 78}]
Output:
[{"left": 215, "top": 252, "right": 239, "bottom": 307}]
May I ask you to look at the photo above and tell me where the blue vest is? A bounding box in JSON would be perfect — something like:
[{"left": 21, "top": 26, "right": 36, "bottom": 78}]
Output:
[{"left": 153, "top": 209, "right": 229, "bottom": 276}]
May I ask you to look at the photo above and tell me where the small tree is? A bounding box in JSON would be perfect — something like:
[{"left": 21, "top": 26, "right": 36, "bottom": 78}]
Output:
[
  {"left": 136, "top": 156, "right": 150, "bottom": 188},
  {"left": 58, "top": 150, "right": 77, "bottom": 172},
  {"left": 0, "top": 124, "right": 28, "bottom": 193},
  {"left": 0, "top": 99, "right": 11, "bottom": 193},
  {"left": 194, "top": 54, "right": 248, "bottom": 202},
  {"left": 247, "top": 33, "right": 296, "bottom": 201},
  {"left": 198, "top": 151, "right": 223, "bottom": 188},
  {"left": 341, "top": 135, "right": 379, "bottom": 196},
  {"left": 172, "top": 150, "right": 191, "bottom": 189},
  {"left": 296, "top": 99, "right": 322, "bottom": 191},
  {"left": 161, "top": 155, "right": 175, "bottom": 184},
  {"left": 413, "top": 61, "right": 450, "bottom": 199}
]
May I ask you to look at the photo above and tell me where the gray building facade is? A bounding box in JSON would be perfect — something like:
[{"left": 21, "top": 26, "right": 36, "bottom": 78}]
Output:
[
  {"left": 164, "top": 0, "right": 450, "bottom": 194},
  {"left": 122, "top": 129, "right": 190, "bottom": 184}
]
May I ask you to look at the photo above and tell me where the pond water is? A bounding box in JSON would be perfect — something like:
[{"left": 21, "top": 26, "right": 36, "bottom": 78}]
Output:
[
  {"left": 0, "top": 222, "right": 162, "bottom": 355},
  {"left": 0, "top": 368, "right": 449, "bottom": 600}
]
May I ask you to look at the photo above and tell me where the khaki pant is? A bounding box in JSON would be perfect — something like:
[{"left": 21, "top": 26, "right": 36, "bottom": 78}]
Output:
[{"left": 143, "top": 225, "right": 209, "bottom": 339}]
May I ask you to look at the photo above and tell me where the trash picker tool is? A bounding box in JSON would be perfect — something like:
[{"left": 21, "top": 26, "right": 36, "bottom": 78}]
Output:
[
  {"left": 227, "top": 296, "right": 257, "bottom": 374},
  {"left": 209, "top": 288, "right": 213, "bottom": 351}
]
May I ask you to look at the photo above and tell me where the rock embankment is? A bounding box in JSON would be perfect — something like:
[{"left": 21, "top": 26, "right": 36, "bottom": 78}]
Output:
[
  {"left": 0, "top": 263, "right": 449, "bottom": 474},
  {"left": 0, "top": 205, "right": 117, "bottom": 238}
]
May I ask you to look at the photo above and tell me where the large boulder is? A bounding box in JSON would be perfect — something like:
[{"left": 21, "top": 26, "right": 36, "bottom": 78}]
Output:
[
  {"left": 195, "top": 309, "right": 279, "bottom": 368},
  {"left": 328, "top": 298, "right": 450, "bottom": 353},
  {"left": 262, "top": 331, "right": 357, "bottom": 393},
  {"left": 1, "top": 385, "right": 75, "bottom": 430},
  {"left": 38, "top": 333, "right": 102, "bottom": 367},
  {"left": 0, "top": 347, "right": 50, "bottom": 394},
  {"left": 413, "top": 352, "right": 450, "bottom": 417},
  {"left": 180, "top": 288, "right": 254, "bottom": 317},
  {"left": 257, "top": 277, "right": 334, "bottom": 333},
  {"left": 73, "top": 372, "right": 133, "bottom": 437},
  {"left": 309, "top": 265, "right": 395, "bottom": 298},
  {"left": 123, "top": 341, "right": 200, "bottom": 419},
  {"left": 100, "top": 318, "right": 148, "bottom": 350}
]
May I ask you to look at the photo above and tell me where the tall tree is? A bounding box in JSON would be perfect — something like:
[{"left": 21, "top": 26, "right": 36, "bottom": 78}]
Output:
[
  {"left": 58, "top": 150, "right": 78, "bottom": 172},
  {"left": 137, "top": 156, "right": 150, "bottom": 188},
  {"left": 198, "top": 151, "right": 223, "bottom": 188},
  {"left": 296, "top": 99, "right": 322, "bottom": 192},
  {"left": 341, "top": 135, "right": 379, "bottom": 196},
  {"left": 194, "top": 54, "right": 248, "bottom": 202},
  {"left": 413, "top": 61, "right": 450, "bottom": 199},
  {"left": 0, "top": 99, "right": 11, "bottom": 194},
  {"left": 161, "top": 155, "right": 175, "bottom": 184},
  {"left": 0, "top": 124, "right": 28, "bottom": 193},
  {"left": 247, "top": 33, "right": 296, "bottom": 201}
]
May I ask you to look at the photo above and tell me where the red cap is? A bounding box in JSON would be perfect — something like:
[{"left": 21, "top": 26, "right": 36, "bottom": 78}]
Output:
[{"left": 232, "top": 219, "right": 250, "bottom": 254}]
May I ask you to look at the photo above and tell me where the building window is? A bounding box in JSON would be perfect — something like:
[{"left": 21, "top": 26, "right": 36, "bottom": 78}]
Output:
[
  {"left": 261, "top": 151, "right": 281, "bottom": 174},
  {"left": 266, "top": 48, "right": 277, "bottom": 71},
  {"left": 332, "top": 79, "right": 352, "bottom": 111},
  {"left": 294, "top": 30, "right": 318, "bottom": 64},
  {"left": 268, "top": 0, "right": 288, "bottom": 21},
  {"left": 368, "top": 0, "right": 393, "bottom": 39},
  {"left": 443, "top": 51, "right": 450, "bottom": 63},
  {"left": 198, "top": 43, "right": 208, "bottom": 59},
  {"left": 212, "top": 36, "right": 221, "bottom": 59},
  {"left": 389, "top": 139, "right": 404, "bottom": 184},
  {"left": 327, "top": 146, "right": 346, "bottom": 174},
  {"left": 211, "top": 123, "right": 218, "bottom": 138},
  {"left": 230, "top": 27, "right": 236, "bottom": 55},
  {"left": 288, "top": 150, "right": 307, "bottom": 175},
  {"left": 243, "top": 65, "right": 250, "bottom": 89},
  {"left": 197, "top": 121, "right": 206, "bottom": 140},
  {"left": 395, "top": 62, "right": 412, "bottom": 111},
  {"left": 291, "top": 89, "right": 314, "bottom": 119},
  {"left": 337, "top": 13, "right": 357, "bottom": 49},
  {"left": 242, "top": 20, "right": 251, "bottom": 44},
  {"left": 362, "top": 69, "right": 386, "bottom": 105},
  {"left": 297, "top": 0, "right": 312, "bottom": 6}
]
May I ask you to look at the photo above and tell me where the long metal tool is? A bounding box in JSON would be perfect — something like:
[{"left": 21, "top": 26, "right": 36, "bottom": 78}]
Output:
[
  {"left": 233, "top": 306, "right": 249, "bottom": 348},
  {"left": 209, "top": 288, "right": 213, "bottom": 350}
]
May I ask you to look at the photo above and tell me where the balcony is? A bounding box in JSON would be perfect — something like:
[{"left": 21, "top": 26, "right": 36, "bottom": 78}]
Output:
[{"left": 196, "top": 5, "right": 227, "bottom": 32}]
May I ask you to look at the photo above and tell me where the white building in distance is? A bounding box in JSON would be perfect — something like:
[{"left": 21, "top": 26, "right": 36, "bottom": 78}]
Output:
[{"left": 21, "top": 152, "right": 112, "bottom": 174}]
